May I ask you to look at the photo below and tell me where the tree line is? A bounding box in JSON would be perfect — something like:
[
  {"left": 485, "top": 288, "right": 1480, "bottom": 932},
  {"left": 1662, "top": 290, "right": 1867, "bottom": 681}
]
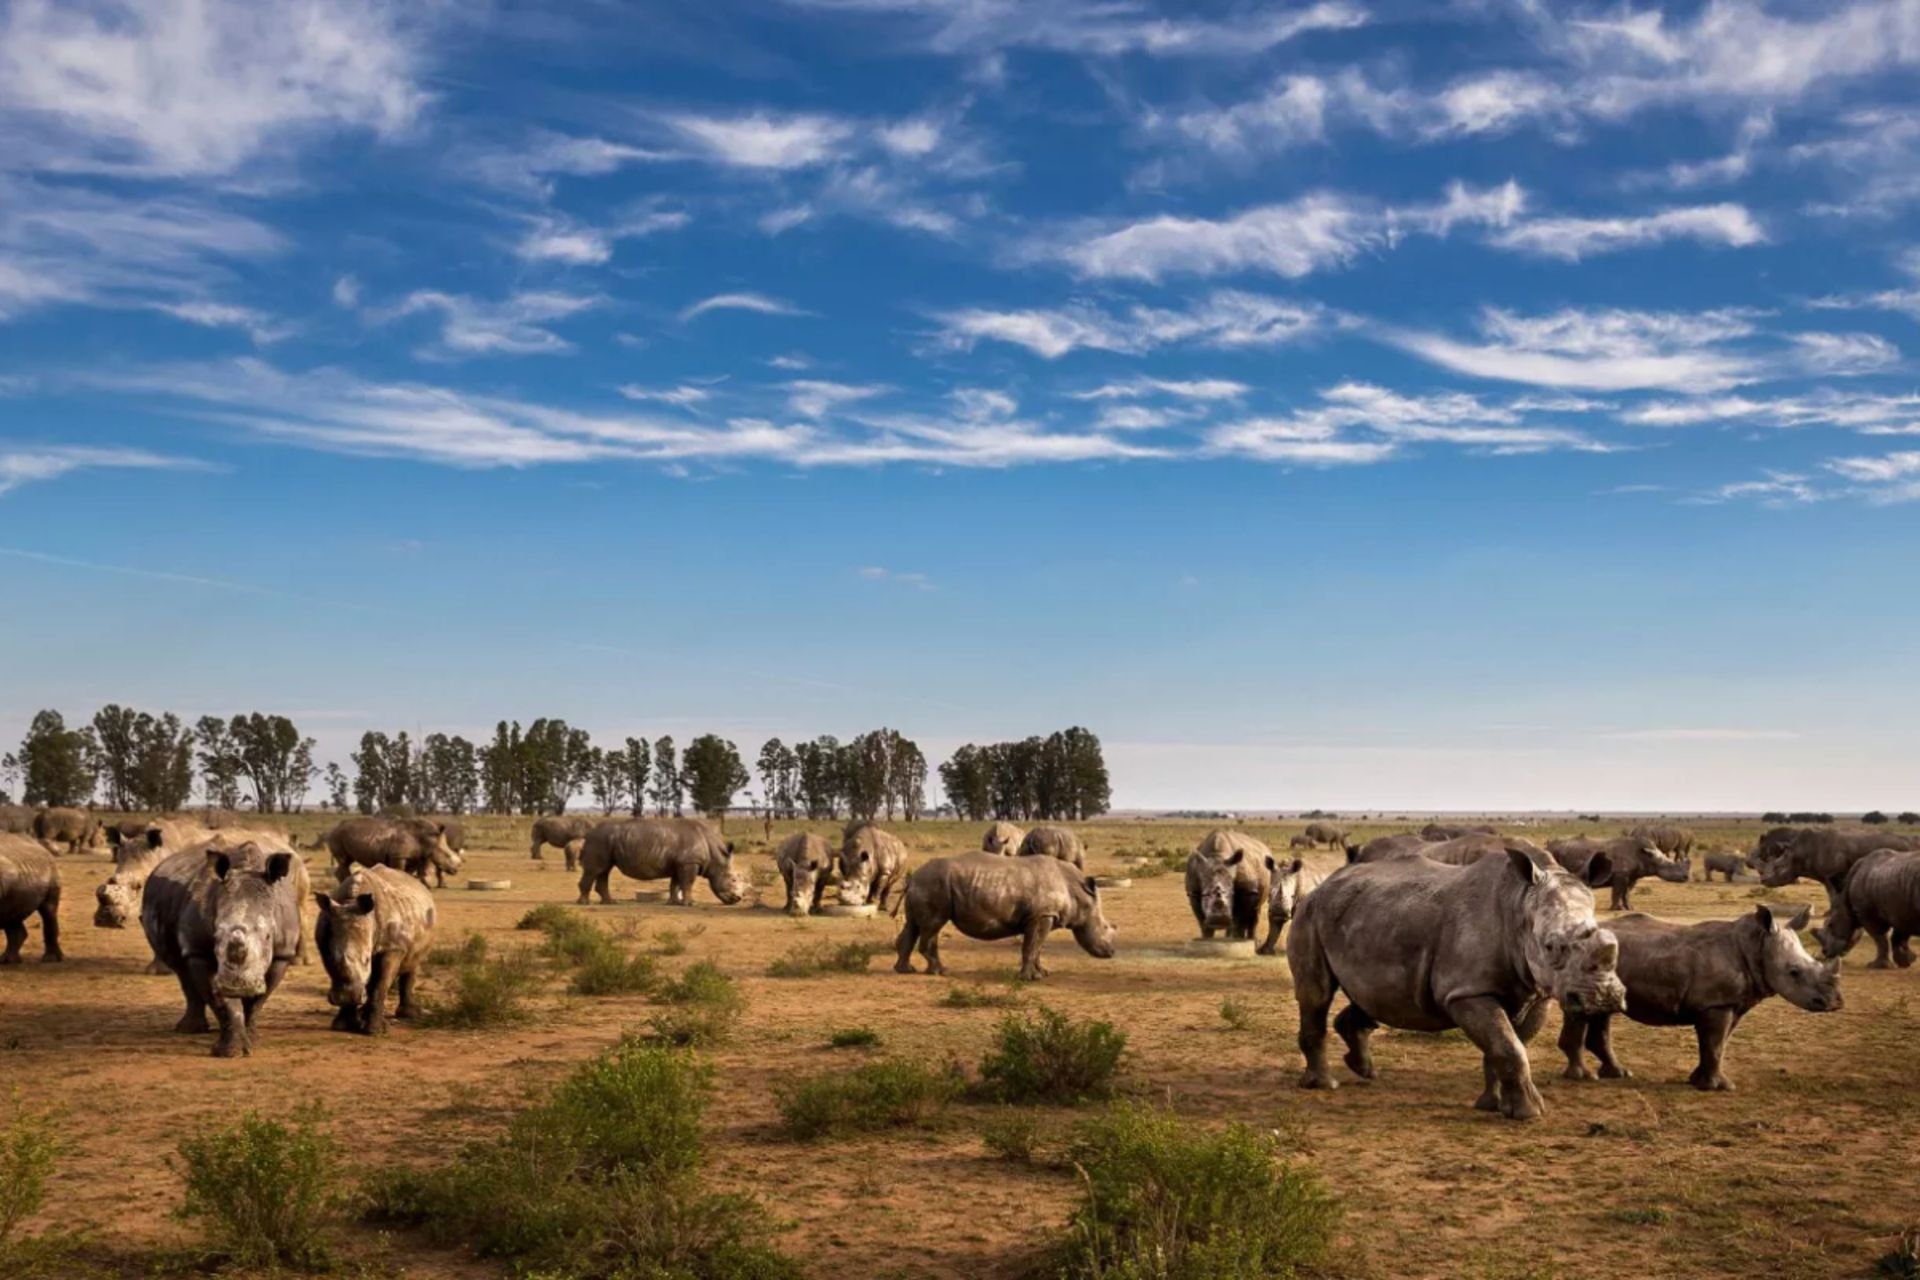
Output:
[{"left": 937, "top": 728, "right": 1112, "bottom": 821}]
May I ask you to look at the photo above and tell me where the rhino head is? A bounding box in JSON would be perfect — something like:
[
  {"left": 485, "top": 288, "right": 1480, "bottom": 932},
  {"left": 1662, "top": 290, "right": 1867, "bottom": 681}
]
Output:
[
  {"left": 1643, "top": 842, "right": 1691, "bottom": 883},
  {"left": 1749, "top": 829, "right": 1803, "bottom": 888},
  {"left": 836, "top": 844, "right": 876, "bottom": 908},
  {"left": 209, "top": 845, "right": 295, "bottom": 998},
  {"left": 1265, "top": 855, "right": 1308, "bottom": 925},
  {"left": 1755, "top": 904, "right": 1842, "bottom": 1011},
  {"left": 95, "top": 873, "right": 142, "bottom": 928},
  {"left": 706, "top": 842, "right": 746, "bottom": 904},
  {"left": 786, "top": 851, "right": 825, "bottom": 916},
  {"left": 1812, "top": 896, "right": 1864, "bottom": 962},
  {"left": 1192, "top": 849, "right": 1244, "bottom": 931},
  {"left": 1071, "top": 876, "right": 1118, "bottom": 959},
  {"left": 417, "top": 820, "right": 464, "bottom": 878},
  {"left": 1509, "top": 848, "right": 1625, "bottom": 1016},
  {"left": 314, "top": 884, "right": 378, "bottom": 1008}
]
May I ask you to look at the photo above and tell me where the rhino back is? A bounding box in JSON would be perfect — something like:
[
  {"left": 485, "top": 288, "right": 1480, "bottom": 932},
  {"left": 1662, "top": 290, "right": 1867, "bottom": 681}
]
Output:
[
  {"left": 1608, "top": 914, "right": 1760, "bottom": 1024},
  {"left": 0, "top": 835, "right": 59, "bottom": 922},
  {"left": 341, "top": 865, "right": 437, "bottom": 959},
  {"left": 1847, "top": 850, "right": 1920, "bottom": 931}
]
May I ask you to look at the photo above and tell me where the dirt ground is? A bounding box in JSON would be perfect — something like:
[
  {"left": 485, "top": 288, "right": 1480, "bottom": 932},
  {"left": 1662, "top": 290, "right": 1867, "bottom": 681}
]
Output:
[{"left": 4, "top": 814, "right": 1916, "bottom": 1279}]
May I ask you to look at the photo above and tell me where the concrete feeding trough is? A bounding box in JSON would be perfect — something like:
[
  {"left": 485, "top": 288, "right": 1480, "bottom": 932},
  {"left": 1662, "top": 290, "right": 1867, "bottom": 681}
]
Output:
[
  {"left": 466, "top": 879, "right": 513, "bottom": 892},
  {"left": 1092, "top": 876, "right": 1133, "bottom": 890},
  {"left": 1183, "top": 937, "right": 1258, "bottom": 959},
  {"left": 820, "top": 903, "right": 879, "bottom": 918}
]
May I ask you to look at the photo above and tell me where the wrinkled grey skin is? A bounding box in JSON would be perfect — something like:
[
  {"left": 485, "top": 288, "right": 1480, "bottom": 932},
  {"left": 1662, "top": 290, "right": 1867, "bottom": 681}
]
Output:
[
  {"left": 838, "top": 822, "right": 908, "bottom": 914},
  {"left": 895, "top": 851, "right": 1117, "bottom": 981},
  {"left": 0, "top": 834, "right": 62, "bottom": 963},
  {"left": 32, "top": 807, "right": 99, "bottom": 856},
  {"left": 1421, "top": 823, "right": 1497, "bottom": 842},
  {"left": 328, "top": 816, "right": 463, "bottom": 887},
  {"left": 1017, "top": 825, "right": 1086, "bottom": 869},
  {"left": 576, "top": 817, "right": 745, "bottom": 906},
  {"left": 1561, "top": 905, "right": 1840, "bottom": 1090},
  {"left": 776, "top": 832, "right": 833, "bottom": 917},
  {"left": 98, "top": 821, "right": 213, "bottom": 973},
  {"left": 0, "top": 806, "right": 32, "bottom": 836},
  {"left": 1352, "top": 833, "right": 1433, "bottom": 863},
  {"left": 1547, "top": 836, "right": 1689, "bottom": 911},
  {"left": 1257, "top": 855, "right": 1324, "bottom": 956},
  {"left": 1392, "top": 833, "right": 1551, "bottom": 867},
  {"left": 1702, "top": 852, "right": 1747, "bottom": 883},
  {"left": 142, "top": 841, "right": 305, "bottom": 1057},
  {"left": 530, "top": 814, "right": 596, "bottom": 870},
  {"left": 1289, "top": 846, "right": 1623, "bottom": 1120},
  {"left": 1183, "top": 830, "right": 1273, "bottom": 940},
  {"left": 1751, "top": 827, "right": 1920, "bottom": 912},
  {"left": 1813, "top": 848, "right": 1920, "bottom": 969},
  {"left": 1302, "top": 822, "right": 1346, "bottom": 848},
  {"left": 314, "top": 864, "right": 437, "bottom": 1035},
  {"left": 980, "top": 821, "right": 1025, "bottom": 857},
  {"left": 1626, "top": 823, "right": 1695, "bottom": 856}
]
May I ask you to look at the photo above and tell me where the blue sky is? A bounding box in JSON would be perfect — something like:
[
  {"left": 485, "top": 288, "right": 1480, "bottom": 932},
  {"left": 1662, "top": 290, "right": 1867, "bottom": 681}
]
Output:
[{"left": 3, "top": 0, "right": 1919, "bottom": 811}]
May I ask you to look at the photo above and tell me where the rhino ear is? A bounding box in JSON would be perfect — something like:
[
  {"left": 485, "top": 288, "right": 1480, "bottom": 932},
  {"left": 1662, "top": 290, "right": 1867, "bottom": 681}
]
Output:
[
  {"left": 1753, "top": 903, "right": 1774, "bottom": 931},
  {"left": 353, "top": 893, "right": 376, "bottom": 916},
  {"left": 1225, "top": 849, "right": 1244, "bottom": 867},
  {"left": 1782, "top": 903, "right": 1812, "bottom": 933},
  {"left": 1582, "top": 852, "right": 1614, "bottom": 889},
  {"left": 1289, "top": 857, "right": 1305, "bottom": 874},
  {"left": 106, "top": 826, "right": 123, "bottom": 847},
  {"left": 147, "top": 827, "right": 166, "bottom": 849},
  {"left": 1083, "top": 875, "right": 1099, "bottom": 896},
  {"left": 1264, "top": 854, "right": 1277, "bottom": 873},
  {"left": 1506, "top": 847, "right": 1540, "bottom": 885},
  {"left": 264, "top": 852, "right": 293, "bottom": 883},
  {"left": 213, "top": 852, "right": 234, "bottom": 880},
  {"left": 313, "top": 892, "right": 334, "bottom": 915}
]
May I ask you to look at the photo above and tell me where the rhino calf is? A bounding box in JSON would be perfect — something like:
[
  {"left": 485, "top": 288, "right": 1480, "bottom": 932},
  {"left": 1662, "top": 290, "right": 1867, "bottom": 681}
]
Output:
[
  {"left": 32, "top": 806, "right": 99, "bottom": 857},
  {"left": 1017, "top": 825, "right": 1085, "bottom": 868},
  {"left": 0, "top": 834, "right": 62, "bottom": 963},
  {"left": 838, "top": 822, "right": 908, "bottom": 914},
  {"left": 1560, "top": 905, "right": 1841, "bottom": 1091},
  {"left": 1257, "top": 855, "right": 1324, "bottom": 956},
  {"left": 530, "top": 814, "right": 595, "bottom": 870},
  {"left": 1548, "top": 836, "right": 1689, "bottom": 911},
  {"left": 1702, "top": 852, "right": 1746, "bottom": 883},
  {"left": 1287, "top": 834, "right": 1316, "bottom": 851},
  {"left": 980, "top": 821, "right": 1025, "bottom": 857},
  {"left": 1184, "top": 829, "right": 1273, "bottom": 941},
  {"left": 314, "top": 864, "right": 437, "bottom": 1034},
  {"left": 1813, "top": 848, "right": 1920, "bottom": 970},
  {"left": 576, "top": 817, "right": 745, "bottom": 907},
  {"left": 895, "top": 851, "right": 1116, "bottom": 981},
  {"left": 776, "top": 832, "right": 833, "bottom": 917}
]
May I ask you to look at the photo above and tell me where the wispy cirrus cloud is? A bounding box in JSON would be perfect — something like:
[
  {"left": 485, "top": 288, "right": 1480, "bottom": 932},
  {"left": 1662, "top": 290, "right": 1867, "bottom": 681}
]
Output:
[
  {"left": 783, "top": 0, "right": 1366, "bottom": 58},
  {"left": 1384, "top": 306, "right": 1766, "bottom": 393},
  {"left": 0, "top": 445, "right": 210, "bottom": 496},
  {"left": 935, "top": 290, "right": 1328, "bottom": 358},
  {"left": 1490, "top": 203, "right": 1764, "bottom": 260},
  {"left": 680, "top": 292, "right": 810, "bottom": 322},
  {"left": 376, "top": 290, "right": 600, "bottom": 358}
]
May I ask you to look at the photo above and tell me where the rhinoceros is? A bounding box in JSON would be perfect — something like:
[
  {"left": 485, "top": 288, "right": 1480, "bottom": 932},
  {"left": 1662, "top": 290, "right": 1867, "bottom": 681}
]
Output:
[
  {"left": 1751, "top": 827, "right": 1920, "bottom": 912},
  {"left": 1421, "top": 822, "right": 1497, "bottom": 842},
  {"left": 1183, "top": 829, "right": 1273, "bottom": 940},
  {"left": 838, "top": 822, "right": 908, "bottom": 914},
  {"left": 1408, "top": 833, "right": 1551, "bottom": 867},
  {"left": 530, "top": 814, "right": 596, "bottom": 870},
  {"left": 31, "top": 807, "right": 99, "bottom": 857},
  {"left": 1626, "top": 823, "right": 1695, "bottom": 856},
  {"left": 1301, "top": 821, "right": 1346, "bottom": 848},
  {"left": 576, "top": 817, "right": 745, "bottom": 907},
  {"left": 1813, "top": 848, "right": 1920, "bottom": 969},
  {"left": 141, "top": 834, "right": 310, "bottom": 1057},
  {"left": 1017, "top": 825, "right": 1085, "bottom": 869},
  {"left": 97, "top": 820, "right": 214, "bottom": 972},
  {"left": 1352, "top": 832, "right": 1433, "bottom": 863},
  {"left": 0, "top": 834, "right": 62, "bottom": 963},
  {"left": 980, "top": 822, "right": 1025, "bottom": 857},
  {"left": 775, "top": 832, "right": 833, "bottom": 917},
  {"left": 1288, "top": 844, "right": 1623, "bottom": 1120},
  {"left": 1559, "top": 904, "right": 1838, "bottom": 1091},
  {"left": 1257, "top": 855, "right": 1325, "bottom": 956},
  {"left": 1288, "top": 834, "right": 1317, "bottom": 851},
  {"left": 1547, "top": 836, "right": 1689, "bottom": 911},
  {"left": 1702, "top": 852, "right": 1746, "bottom": 883},
  {"left": 314, "top": 863, "right": 437, "bottom": 1035},
  {"left": 328, "top": 816, "right": 463, "bottom": 887},
  {"left": 894, "top": 851, "right": 1116, "bottom": 982}
]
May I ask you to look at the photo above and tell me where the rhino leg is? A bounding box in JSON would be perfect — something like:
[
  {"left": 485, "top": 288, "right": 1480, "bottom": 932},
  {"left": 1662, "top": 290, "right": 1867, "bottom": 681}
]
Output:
[
  {"left": 395, "top": 966, "right": 419, "bottom": 1019},
  {"left": 1453, "top": 996, "right": 1543, "bottom": 1120},
  {"left": 211, "top": 996, "right": 250, "bottom": 1058},
  {"left": 1018, "top": 914, "right": 1055, "bottom": 982},
  {"left": 917, "top": 921, "right": 945, "bottom": 976},
  {"left": 1867, "top": 924, "right": 1894, "bottom": 970},
  {"left": 1687, "top": 1009, "right": 1737, "bottom": 1091},
  {"left": 1256, "top": 918, "right": 1283, "bottom": 956},
  {"left": 0, "top": 921, "right": 25, "bottom": 964},
  {"left": 1333, "top": 1003, "right": 1378, "bottom": 1080},
  {"left": 565, "top": 840, "right": 583, "bottom": 872},
  {"left": 1557, "top": 1011, "right": 1594, "bottom": 1080},
  {"left": 144, "top": 951, "right": 170, "bottom": 976},
  {"left": 1893, "top": 931, "right": 1915, "bottom": 969},
  {"left": 1291, "top": 942, "right": 1339, "bottom": 1091},
  {"left": 1588, "top": 1017, "right": 1631, "bottom": 1078},
  {"left": 330, "top": 1004, "right": 360, "bottom": 1032},
  {"left": 670, "top": 865, "right": 697, "bottom": 906},
  {"left": 1232, "top": 890, "right": 1261, "bottom": 941},
  {"left": 174, "top": 963, "right": 212, "bottom": 1033},
  {"left": 530, "top": 838, "right": 545, "bottom": 862},
  {"left": 1610, "top": 881, "right": 1630, "bottom": 912},
  {"left": 362, "top": 953, "right": 394, "bottom": 1036},
  {"left": 37, "top": 889, "right": 62, "bottom": 962},
  {"left": 893, "top": 915, "right": 922, "bottom": 974}
]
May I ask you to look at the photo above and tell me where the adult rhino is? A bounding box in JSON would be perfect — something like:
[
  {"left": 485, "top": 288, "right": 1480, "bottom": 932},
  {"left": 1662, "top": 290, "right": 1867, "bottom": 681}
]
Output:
[
  {"left": 1416, "top": 833, "right": 1553, "bottom": 867},
  {"left": 1288, "top": 844, "right": 1623, "bottom": 1120},
  {"left": 32, "top": 807, "right": 99, "bottom": 856},
  {"left": 530, "top": 814, "right": 596, "bottom": 870},
  {"left": 980, "top": 822, "right": 1024, "bottom": 857},
  {"left": 1559, "top": 905, "right": 1839, "bottom": 1091},
  {"left": 1257, "top": 855, "right": 1324, "bottom": 956},
  {"left": 1751, "top": 827, "right": 1920, "bottom": 913},
  {"left": 1547, "top": 836, "right": 1689, "bottom": 911},
  {"left": 838, "top": 822, "right": 908, "bottom": 914},
  {"left": 1184, "top": 829, "right": 1273, "bottom": 940},
  {"left": 1301, "top": 821, "right": 1346, "bottom": 848},
  {"left": 1813, "top": 849, "right": 1920, "bottom": 970},
  {"left": 895, "top": 852, "right": 1116, "bottom": 981},
  {"left": 142, "top": 834, "right": 311, "bottom": 1057},
  {"left": 576, "top": 817, "right": 745, "bottom": 907},
  {"left": 1421, "top": 823, "right": 1496, "bottom": 842},
  {"left": 314, "top": 864, "right": 437, "bottom": 1035},
  {"left": 1627, "top": 823, "right": 1695, "bottom": 856},
  {"left": 0, "top": 834, "right": 62, "bottom": 963},
  {"left": 328, "top": 816, "right": 463, "bottom": 888},
  {"left": 98, "top": 820, "right": 214, "bottom": 972},
  {"left": 1017, "top": 825, "right": 1085, "bottom": 869},
  {"left": 1352, "top": 833, "right": 1435, "bottom": 863},
  {"left": 775, "top": 832, "right": 833, "bottom": 917}
]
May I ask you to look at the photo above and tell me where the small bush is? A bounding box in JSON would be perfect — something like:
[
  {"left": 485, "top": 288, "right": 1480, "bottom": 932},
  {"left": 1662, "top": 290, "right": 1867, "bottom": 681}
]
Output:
[
  {"left": 0, "top": 1094, "right": 59, "bottom": 1251},
  {"left": 426, "top": 930, "right": 489, "bottom": 968},
  {"left": 828, "top": 1027, "right": 881, "bottom": 1049},
  {"left": 940, "top": 983, "right": 1020, "bottom": 1010},
  {"left": 176, "top": 1109, "right": 339, "bottom": 1270},
  {"left": 570, "top": 948, "right": 660, "bottom": 997},
  {"left": 652, "top": 928, "right": 691, "bottom": 956},
  {"left": 978, "top": 1007, "right": 1127, "bottom": 1105},
  {"left": 1049, "top": 1103, "right": 1339, "bottom": 1280},
  {"left": 777, "top": 1060, "right": 963, "bottom": 1140},
  {"left": 420, "top": 937, "right": 541, "bottom": 1029},
  {"left": 766, "top": 940, "right": 881, "bottom": 978},
  {"left": 648, "top": 962, "right": 744, "bottom": 1047},
  {"left": 515, "top": 903, "right": 576, "bottom": 933},
  {"left": 980, "top": 1110, "right": 1041, "bottom": 1164},
  {"left": 1218, "top": 998, "right": 1253, "bottom": 1032}
]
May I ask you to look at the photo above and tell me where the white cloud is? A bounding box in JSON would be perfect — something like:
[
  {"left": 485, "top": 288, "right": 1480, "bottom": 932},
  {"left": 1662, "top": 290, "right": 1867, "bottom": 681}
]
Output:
[
  {"left": 786, "top": 0, "right": 1366, "bottom": 58},
  {"left": 1788, "top": 331, "right": 1901, "bottom": 375},
  {"left": 950, "top": 388, "right": 1016, "bottom": 420},
  {"left": 1075, "top": 378, "right": 1249, "bottom": 402},
  {"left": 858, "top": 565, "right": 933, "bottom": 590},
  {"left": 380, "top": 290, "right": 599, "bottom": 357},
  {"left": 1622, "top": 390, "right": 1920, "bottom": 432},
  {"left": 935, "top": 291, "right": 1326, "bottom": 358},
  {"left": 876, "top": 118, "right": 941, "bottom": 157},
  {"left": 1825, "top": 450, "right": 1920, "bottom": 484},
  {"left": 150, "top": 299, "right": 287, "bottom": 344},
  {"left": 1491, "top": 203, "right": 1764, "bottom": 260},
  {"left": 331, "top": 275, "right": 361, "bottom": 309},
  {"left": 0, "top": 444, "right": 207, "bottom": 496},
  {"left": 1386, "top": 307, "right": 1763, "bottom": 393},
  {"left": 786, "top": 379, "right": 887, "bottom": 418},
  {"left": 1094, "top": 404, "right": 1176, "bottom": 432},
  {"left": 619, "top": 384, "right": 713, "bottom": 408},
  {"left": 1694, "top": 471, "right": 1825, "bottom": 506},
  {"left": 468, "top": 131, "right": 672, "bottom": 195},
  {"left": 680, "top": 292, "right": 809, "bottom": 321},
  {"left": 514, "top": 209, "right": 688, "bottom": 266},
  {"left": 667, "top": 111, "right": 854, "bottom": 169}
]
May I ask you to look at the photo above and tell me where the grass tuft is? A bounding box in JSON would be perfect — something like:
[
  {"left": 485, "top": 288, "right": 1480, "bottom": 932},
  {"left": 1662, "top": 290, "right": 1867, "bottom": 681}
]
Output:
[
  {"left": 419, "top": 935, "right": 541, "bottom": 1029},
  {"left": 0, "top": 1093, "right": 59, "bottom": 1254},
  {"left": 939, "top": 983, "right": 1020, "bottom": 1010},
  {"left": 980, "top": 1110, "right": 1042, "bottom": 1164},
  {"left": 978, "top": 1007, "right": 1127, "bottom": 1105},
  {"left": 647, "top": 962, "right": 745, "bottom": 1047},
  {"left": 1218, "top": 997, "right": 1253, "bottom": 1031},
  {"left": 776, "top": 1060, "right": 964, "bottom": 1140},
  {"left": 570, "top": 948, "right": 661, "bottom": 997},
  {"left": 766, "top": 940, "right": 883, "bottom": 978}
]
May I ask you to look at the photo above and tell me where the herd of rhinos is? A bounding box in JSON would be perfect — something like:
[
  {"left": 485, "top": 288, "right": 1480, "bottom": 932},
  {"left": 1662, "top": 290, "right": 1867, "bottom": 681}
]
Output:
[{"left": 3, "top": 806, "right": 1919, "bottom": 1119}]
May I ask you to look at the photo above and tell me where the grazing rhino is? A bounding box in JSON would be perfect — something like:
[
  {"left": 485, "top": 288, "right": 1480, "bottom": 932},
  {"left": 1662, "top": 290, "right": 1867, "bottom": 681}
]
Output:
[
  {"left": 1626, "top": 823, "right": 1695, "bottom": 856},
  {"left": 1301, "top": 821, "right": 1346, "bottom": 848},
  {"left": 576, "top": 817, "right": 745, "bottom": 907},
  {"left": 32, "top": 807, "right": 99, "bottom": 856},
  {"left": 0, "top": 834, "right": 62, "bottom": 963},
  {"left": 1183, "top": 829, "right": 1274, "bottom": 940},
  {"left": 775, "top": 832, "right": 834, "bottom": 917},
  {"left": 1751, "top": 827, "right": 1920, "bottom": 912},
  {"left": 1257, "top": 855, "right": 1325, "bottom": 956},
  {"left": 1813, "top": 848, "right": 1920, "bottom": 969},
  {"left": 314, "top": 864, "right": 437, "bottom": 1035},
  {"left": 98, "top": 820, "right": 215, "bottom": 972},
  {"left": 1017, "top": 825, "right": 1085, "bottom": 869},
  {"left": 1421, "top": 822, "right": 1497, "bottom": 842},
  {"left": 1547, "top": 836, "right": 1689, "bottom": 911},
  {"left": 980, "top": 822, "right": 1025, "bottom": 857},
  {"left": 328, "top": 816, "right": 463, "bottom": 888},
  {"left": 838, "top": 822, "right": 908, "bottom": 914},
  {"left": 1288, "top": 834, "right": 1317, "bottom": 851},
  {"left": 1288, "top": 844, "right": 1622, "bottom": 1120},
  {"left": 142, "top": 835, "right": 309, "bottom": 1057},
  {"left": 530, "top": 814, "right": 596, "bottom": 870},
  {"left": 1352, "top": 832, "right": 1433, "bottom": 863},
  {"left": 1702, "top": 852, "right": 1746, "bottom": 883},
  {"left": 895, "top": 851, "right": 1117, "bottom": 982},
  {"left": 1560, "top": 905, "right": 1840, "bottom": 1091}
]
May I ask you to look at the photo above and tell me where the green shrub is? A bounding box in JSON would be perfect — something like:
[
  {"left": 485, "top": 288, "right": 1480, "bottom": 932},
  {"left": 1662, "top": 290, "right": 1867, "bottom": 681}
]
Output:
[
  {"left": 978, "top": 1007, "right": 1127, "bottom": 1105},
  {"left": 515, "top": 903, "right": 576, "bottom": 933},
  {"left": 570, "top": 948, "right": 660, "bottom": 997},
  {"left": 0, "top": 1094, "right": 58, "bottom": 1251},
  {"left": 980, "top": 1110, "right": 1041, "bottom": 1164},
  {"left": 939, "top": 983, "right": 1019, "bottom": 1009},
  {"left": 766, "top": 940, "right": 881, "bottom": 978},
  {"left": 652, "top": 926, "right": 700, "bottom": 956},
  {"left": 828, "top": 1027, "right": 881, "bottom": 1049},
  {"left": 1049, "top": 1103, "right": 1339, "bottom": 1280},
  {"left": 777, "top": 1060, "right": 964, "bottom": 1140},
  {"left": 647, "top": 962, "right": 744, "bottom": 1047},
  {"left": 175, "top": 1109, "right": 339, "bottom": 1270},
  {"left": 420, "top": 937, "right": 541, "bottom": 1029},
  {"left": 426, "top": 930, "right": 489, "bottom": 968},
  {"left": 1217, "top": 998, "right": 1252, "bottom": 1032}
]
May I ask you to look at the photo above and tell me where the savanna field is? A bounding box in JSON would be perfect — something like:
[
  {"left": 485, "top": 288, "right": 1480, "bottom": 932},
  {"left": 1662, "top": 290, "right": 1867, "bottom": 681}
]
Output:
[{"left": 4, "top": 814, "right": 1918, "bottom": 1280}]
